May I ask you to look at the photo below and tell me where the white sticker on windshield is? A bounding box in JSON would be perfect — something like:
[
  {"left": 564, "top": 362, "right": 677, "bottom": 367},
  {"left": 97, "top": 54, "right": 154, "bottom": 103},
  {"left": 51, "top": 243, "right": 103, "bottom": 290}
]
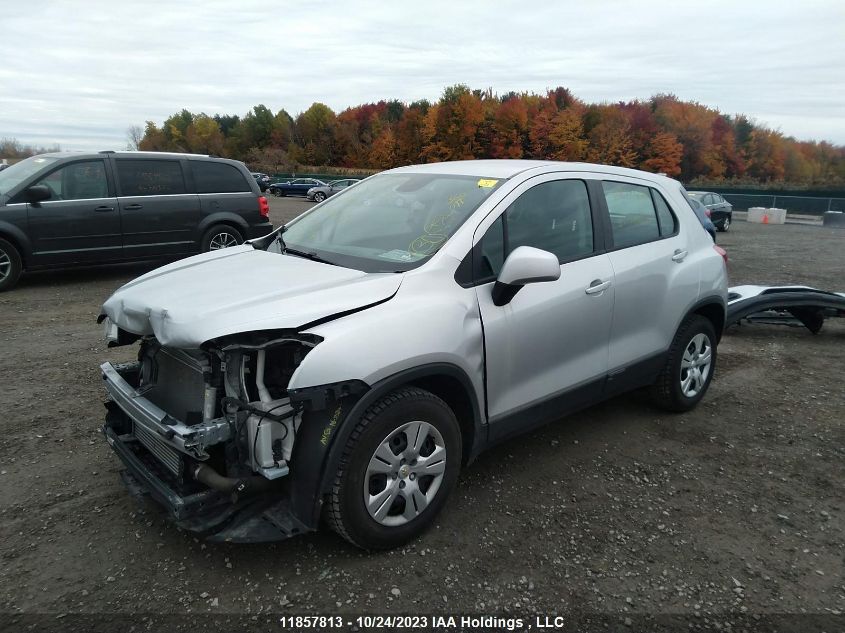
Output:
[{"left": 378, "top": 249, "right": 419, "bottom": 262}]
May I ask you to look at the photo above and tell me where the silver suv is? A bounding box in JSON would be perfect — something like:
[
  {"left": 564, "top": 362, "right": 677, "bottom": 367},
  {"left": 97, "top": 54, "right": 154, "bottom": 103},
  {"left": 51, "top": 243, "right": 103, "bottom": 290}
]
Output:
[{"left": 99, "top": 160, "right": 728, "bottom": 549}]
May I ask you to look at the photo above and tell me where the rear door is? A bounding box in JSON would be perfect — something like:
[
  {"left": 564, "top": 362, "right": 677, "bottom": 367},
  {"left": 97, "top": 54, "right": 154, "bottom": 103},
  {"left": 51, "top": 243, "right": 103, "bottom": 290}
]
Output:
[
  {"left": 25, "top": 158, "right": 122, "bottom": 265},
  {"left": 599, "top": 178, "right": 698, "bottom": 380},
  {"left": 113, "top": 158, "right": 200, "bottom": 257}
]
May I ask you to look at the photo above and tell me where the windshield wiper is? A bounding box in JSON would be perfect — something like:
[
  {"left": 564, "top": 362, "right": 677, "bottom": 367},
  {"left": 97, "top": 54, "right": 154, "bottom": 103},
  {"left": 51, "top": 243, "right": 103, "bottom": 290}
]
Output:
[
  {"left": 274, "top": 226, "right": 337, "bottom": 266},
  {"left": 283, "top": 247, "right": 338, "bottom": 266}
]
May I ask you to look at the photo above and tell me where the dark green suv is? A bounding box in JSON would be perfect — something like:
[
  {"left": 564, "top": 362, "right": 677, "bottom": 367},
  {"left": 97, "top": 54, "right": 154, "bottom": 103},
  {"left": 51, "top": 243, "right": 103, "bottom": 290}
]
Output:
[{"left": 0, "top": 151, "right": 273, "bottom": 291}]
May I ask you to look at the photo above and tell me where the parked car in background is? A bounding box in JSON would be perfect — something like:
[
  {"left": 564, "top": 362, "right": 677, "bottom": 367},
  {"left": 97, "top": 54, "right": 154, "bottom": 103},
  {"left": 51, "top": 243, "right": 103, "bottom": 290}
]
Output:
[
  {"left": 98, "top": 159, "right": 728, "bottom": 549},
  {"left": 268, "top": 178, "right": 327, "bottom": 197},
  {"left": 251, "top": 172, "right": 270, "bottom": 192},
  {"left": 0, "top": 151, "right": 273, "bottom": 291},
  {"left": 688, "top": 191, "right": 732, "bottom": 231},
  {"left": 306, "top": 178, "right": 361, "bottom": 202},
  {"left": 0, "top": 164, "right": 9, "bottom": 172},
  {"left": 687, "top": 196, "right": 717, "bottom": 241}
]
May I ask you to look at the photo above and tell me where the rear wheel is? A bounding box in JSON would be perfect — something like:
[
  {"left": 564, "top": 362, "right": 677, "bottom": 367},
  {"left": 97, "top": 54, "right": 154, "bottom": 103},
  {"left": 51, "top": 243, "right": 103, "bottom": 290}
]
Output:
[
  {"left": 326, "top": 387, "right": 462, "bottom": 550},
  {"left": 719, "top": 216, "right": 731, "bottom": 232},
  {"left": 0, "top": 238, "right": 23, "bottom": 292},
  {"left": 650, "top": 315, "right": 717, "bottom": 412},
  {"left": 201, "top": 225, "right": 243, "bottom": 252},
  {"left": 314, "top": 191, "right": 326, "bottom": 202}
]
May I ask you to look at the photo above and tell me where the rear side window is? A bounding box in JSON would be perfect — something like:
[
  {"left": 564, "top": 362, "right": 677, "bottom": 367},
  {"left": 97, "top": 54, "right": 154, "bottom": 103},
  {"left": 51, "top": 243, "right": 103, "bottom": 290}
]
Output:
[
  {"left": 602, "top": 181, "right": 660, "bottom": 248},
  {"left": 116, "top": 160, "right": 186, "bottom": 196},
  {"left": 192, "top": 161, "right": 251, "bottom": 193}
]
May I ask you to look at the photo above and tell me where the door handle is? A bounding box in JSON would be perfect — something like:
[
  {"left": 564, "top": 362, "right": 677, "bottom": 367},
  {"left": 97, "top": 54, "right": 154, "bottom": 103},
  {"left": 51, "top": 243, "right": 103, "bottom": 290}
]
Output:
[
  {"left": 94, "top": 205, "right": 114, "bottom": 212},
  {"left": 585, "top": 279, "right": 611, "bottom": 295},
  {"left": 672, "top": 249, "right": 688, "bottom": 262},
  {"left": 123, "top": 204, "right": 143, "bottom": 210}
]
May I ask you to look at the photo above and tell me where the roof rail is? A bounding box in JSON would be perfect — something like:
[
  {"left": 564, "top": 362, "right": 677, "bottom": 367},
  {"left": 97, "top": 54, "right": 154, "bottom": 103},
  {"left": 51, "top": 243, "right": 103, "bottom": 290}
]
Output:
[{"left": 99, "top": 150, "right": 116, "bottom": 154}]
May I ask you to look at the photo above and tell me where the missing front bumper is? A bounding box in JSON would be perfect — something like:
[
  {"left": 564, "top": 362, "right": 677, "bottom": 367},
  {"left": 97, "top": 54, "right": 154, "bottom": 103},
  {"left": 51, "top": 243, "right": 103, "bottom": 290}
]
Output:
[{"left": 103, "top": 416, "right": 310, "bottom": 542}]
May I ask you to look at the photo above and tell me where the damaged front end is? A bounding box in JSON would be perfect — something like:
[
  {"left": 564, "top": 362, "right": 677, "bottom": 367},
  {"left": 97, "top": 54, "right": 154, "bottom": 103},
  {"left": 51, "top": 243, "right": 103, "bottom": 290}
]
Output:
[{"left": 100, "top": 330, "right": 365, "bottom": 542}]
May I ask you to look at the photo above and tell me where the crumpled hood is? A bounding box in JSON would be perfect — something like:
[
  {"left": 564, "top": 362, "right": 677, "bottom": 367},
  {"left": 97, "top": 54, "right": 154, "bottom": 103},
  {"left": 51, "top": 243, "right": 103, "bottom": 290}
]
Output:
[{"left": 101, "top": 245, "right": 403, "bottom": 348}]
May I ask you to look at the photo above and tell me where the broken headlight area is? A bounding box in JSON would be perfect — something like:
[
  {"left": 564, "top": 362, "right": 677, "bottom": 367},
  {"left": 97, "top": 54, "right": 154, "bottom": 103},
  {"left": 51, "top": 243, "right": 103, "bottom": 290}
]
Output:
[{"left": 101, "top": 334, "right": 321, "bottom": 505}]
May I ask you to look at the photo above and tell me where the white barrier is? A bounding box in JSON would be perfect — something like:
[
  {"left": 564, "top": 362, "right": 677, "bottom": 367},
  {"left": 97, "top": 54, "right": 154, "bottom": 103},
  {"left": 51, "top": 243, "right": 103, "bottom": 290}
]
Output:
[{"left": 747, "top": 207, "right": 787, "bottom": 224}]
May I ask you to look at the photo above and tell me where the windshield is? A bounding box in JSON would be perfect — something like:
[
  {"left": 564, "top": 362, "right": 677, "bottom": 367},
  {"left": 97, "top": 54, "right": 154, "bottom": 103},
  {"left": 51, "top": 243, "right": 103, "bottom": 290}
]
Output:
[
  {"left": 0, "top": 155, "right": 59, "bottom": 196},
  {"left": 282, "top": 172, "right": 503, "bottom": 272}
]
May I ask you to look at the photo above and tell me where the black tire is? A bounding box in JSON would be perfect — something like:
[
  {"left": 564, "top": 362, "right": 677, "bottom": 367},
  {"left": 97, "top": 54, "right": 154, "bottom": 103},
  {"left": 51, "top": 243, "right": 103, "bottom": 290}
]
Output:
[
  {"left": 326, "top": 387, "right": 462, "bottom": 550},
  {"left": 718, "top": 215, "right": 731, "bottom": 232},
  {"left": 314, "top": 192, "right": 326, "bottom": 202},
  {"left": 201, "top": 225, "right": 244, "bottom": 252},
  {"left": 649, "top": 315, "right": 717, "bottom": 412},
  {"left": 0, "top": 238, "right": 23, "bottom": 292}
]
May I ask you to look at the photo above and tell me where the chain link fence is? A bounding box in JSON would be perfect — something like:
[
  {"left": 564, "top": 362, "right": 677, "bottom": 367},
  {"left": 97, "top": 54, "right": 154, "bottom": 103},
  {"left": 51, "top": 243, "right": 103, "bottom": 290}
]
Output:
[{"left": 714, "top": 193, "right": 845, "bottom": 216}]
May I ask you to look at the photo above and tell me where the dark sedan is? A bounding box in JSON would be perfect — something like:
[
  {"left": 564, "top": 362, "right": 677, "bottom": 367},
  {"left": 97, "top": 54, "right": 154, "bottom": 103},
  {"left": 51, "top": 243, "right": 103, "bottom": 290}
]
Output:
[
  {"left": 306, "top": 178, "right": 361, "bottom": 202},
  {"left": 267, "top": 178, "right": 327, "bottom": 197},
  {"left": 688, "top": 191, "right": 732, "bottom": 231}
]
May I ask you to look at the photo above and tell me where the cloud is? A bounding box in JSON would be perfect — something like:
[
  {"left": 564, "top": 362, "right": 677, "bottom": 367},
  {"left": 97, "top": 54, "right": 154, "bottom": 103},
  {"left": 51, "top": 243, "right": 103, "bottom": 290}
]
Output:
[{"left": 1, "top": 0, "right": 843, "bottom": 150}]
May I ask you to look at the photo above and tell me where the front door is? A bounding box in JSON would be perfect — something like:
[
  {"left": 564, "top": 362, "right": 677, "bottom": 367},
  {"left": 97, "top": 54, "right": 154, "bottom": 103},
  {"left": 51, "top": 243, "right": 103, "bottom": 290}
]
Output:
[
  {"left": 474, "top": 175, "right": 614, "bottom": 438},
  {"left": 25, "top": 159, "right": 122, "bottom": 266}
]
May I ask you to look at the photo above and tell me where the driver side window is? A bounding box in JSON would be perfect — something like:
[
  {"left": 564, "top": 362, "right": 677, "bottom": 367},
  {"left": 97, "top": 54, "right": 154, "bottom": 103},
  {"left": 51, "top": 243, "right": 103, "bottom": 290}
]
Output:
[
  {"left": 35, "top": 161, "right": 108, "bottom": 201},
  {"left": 476, "top": 179, "right": 594, "bottom": 281}
]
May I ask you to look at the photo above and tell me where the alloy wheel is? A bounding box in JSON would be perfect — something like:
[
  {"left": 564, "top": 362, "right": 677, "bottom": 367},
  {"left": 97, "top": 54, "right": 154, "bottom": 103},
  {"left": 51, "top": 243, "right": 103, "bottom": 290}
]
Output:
[
  {"left": 208, "top": 232, "right": 240, "bottom": 250},
  {"left": 0, "top": 249, "right": 10, "bottom": 283}
]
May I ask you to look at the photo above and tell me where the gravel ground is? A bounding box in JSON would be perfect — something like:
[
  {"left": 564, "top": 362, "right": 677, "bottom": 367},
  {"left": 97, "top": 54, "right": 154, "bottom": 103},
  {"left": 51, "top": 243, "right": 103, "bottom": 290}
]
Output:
[{"left": 0, "top": 198, "right": 843, "bottom": 630}]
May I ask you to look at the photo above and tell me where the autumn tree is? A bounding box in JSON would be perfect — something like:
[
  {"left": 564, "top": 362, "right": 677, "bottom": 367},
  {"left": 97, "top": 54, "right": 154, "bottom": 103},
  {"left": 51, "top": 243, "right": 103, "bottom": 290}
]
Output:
[
  {"left": 584, "top": 106, "right": 637, "bottom": 167},
  {"left": 641, "top": 132, "right": 683, "bottom": 176},
  {"left": 132, "top": 85, "right": 845, "bottom": 187},
  {"left": 184, "top": 114, "right": 225, "bottom": 155},
  {"left": 293, "top": 103, "right": 337, "bottom": 165},
  {"left": 421, "top": 85, "right": 484, "bottom": 161}
]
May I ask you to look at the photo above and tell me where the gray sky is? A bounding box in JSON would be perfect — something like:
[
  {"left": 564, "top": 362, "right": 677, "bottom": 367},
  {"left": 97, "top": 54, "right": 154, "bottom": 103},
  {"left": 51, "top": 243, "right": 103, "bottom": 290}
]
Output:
[{"left": 2, "top": 0, "right": 844, "bottom": 151}]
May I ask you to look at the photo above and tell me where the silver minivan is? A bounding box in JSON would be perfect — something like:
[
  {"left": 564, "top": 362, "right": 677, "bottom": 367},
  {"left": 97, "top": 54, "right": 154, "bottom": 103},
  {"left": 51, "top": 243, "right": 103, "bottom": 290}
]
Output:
[{"left": 99, "top": 160, "right": 728, "bottom": 549}]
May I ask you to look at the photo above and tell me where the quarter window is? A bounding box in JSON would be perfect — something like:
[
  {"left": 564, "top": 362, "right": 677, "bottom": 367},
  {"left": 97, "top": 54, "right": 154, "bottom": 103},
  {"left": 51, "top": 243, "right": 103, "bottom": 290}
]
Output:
[
  {"left": 35, "top": 161, "right": 109, "bottom": 201},
  {"left": 651, "top": 190, "right": 678, "bottom": 237},
  {"left": 116, "top": 160, "right": 186, "bottom": 196},
  {"left": 602, "top": 181, "right": 660, "bottom": 248},
  {"left": 192, "top": 161, "right": 250, "bottom": 193}
]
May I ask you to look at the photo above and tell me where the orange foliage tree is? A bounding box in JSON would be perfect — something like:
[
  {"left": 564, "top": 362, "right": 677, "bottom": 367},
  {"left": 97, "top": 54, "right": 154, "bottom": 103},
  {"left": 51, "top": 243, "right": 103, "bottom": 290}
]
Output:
[{"left": 137, "top": 86, "right": 845, "bottom": 186}]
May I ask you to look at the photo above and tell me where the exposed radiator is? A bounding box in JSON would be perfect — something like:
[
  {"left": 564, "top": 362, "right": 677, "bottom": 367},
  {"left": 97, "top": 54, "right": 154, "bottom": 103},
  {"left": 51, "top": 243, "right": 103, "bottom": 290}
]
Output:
[
  {"left": 134, "top": 423, "right": 182, "bottom": 476},
  {"left": 144, "top": 347, "right": 209, "bottom": 423}
]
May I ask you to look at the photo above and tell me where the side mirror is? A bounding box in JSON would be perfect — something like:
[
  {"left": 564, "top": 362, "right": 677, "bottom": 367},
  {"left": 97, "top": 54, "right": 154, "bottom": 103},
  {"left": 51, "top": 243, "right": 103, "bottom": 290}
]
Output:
[
  {"left": 492, "top": 246, "right": 560, "bottom": 306},
  {"left": 25, "top": 185, "right": 52, "bottom": 203}
]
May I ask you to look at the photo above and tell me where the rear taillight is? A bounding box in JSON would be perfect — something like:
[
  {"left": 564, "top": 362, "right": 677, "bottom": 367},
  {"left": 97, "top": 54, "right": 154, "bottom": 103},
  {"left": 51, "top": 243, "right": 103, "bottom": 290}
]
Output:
[
  {"left": 258, "top": 196, "right": 269, "bottom": 219},
  {"left": 704, "top": 209, "right": 711, "bottom": 218},
  {"left": 713, "top": 244, "right": 728, "bottom": 264}
]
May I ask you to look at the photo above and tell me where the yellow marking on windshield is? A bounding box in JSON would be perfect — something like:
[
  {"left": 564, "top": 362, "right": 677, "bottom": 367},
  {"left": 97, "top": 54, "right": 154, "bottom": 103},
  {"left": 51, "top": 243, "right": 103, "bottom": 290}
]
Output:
[{"left": 477, "top": 178, "right": 498, "bottom": 188}]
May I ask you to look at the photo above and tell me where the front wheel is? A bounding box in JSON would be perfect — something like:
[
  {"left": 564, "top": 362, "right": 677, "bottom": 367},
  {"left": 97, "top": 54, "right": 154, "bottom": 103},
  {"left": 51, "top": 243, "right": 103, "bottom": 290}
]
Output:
[
  {"left": 0, "top": 238, "right": 23, "bottom": 292},
  {"left": 201, "top": 225, "right": 244, "bottom": 252},
  {"left": 326, "top": 387, "right": 462, "bottom": 550},
  {"left": 649, "top": 315, "right": 717, "bottom": 412}
]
